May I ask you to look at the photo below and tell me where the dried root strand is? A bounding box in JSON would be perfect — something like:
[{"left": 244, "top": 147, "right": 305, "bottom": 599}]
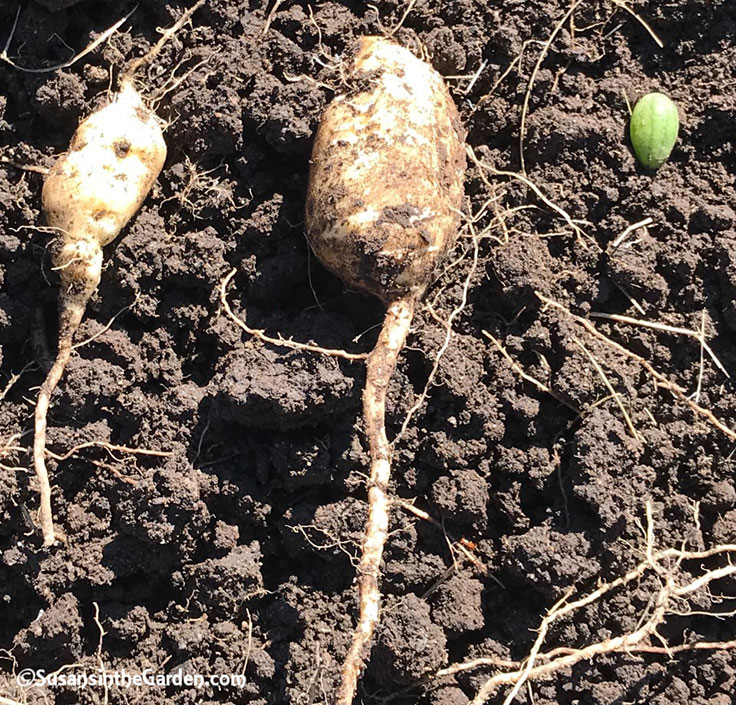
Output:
[
  {"left": 0, "top": 6, "right": 136, "bottom": 74},
  {"left": 466, "top": 504, "right": 736, "bottom": 704},
  {"left": 122, "top": 0, "right": 208, "bottom": 82},
  {"left": 336, "top": 296, "right": 415, "bottom": 705},
  {"left": 378, "top": 504, "right": 736, "bottom": 705},
  {"left": 219, "top": 269, "right": 367, "bottom": 361},
  {"left": 537, "top": 292, "right": 736, "bottom": 442}
]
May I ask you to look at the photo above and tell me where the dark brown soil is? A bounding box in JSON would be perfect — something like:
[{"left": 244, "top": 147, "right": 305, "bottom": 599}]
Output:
[{"left": 2, "top": 1, "right": 736, "bottom": 703}]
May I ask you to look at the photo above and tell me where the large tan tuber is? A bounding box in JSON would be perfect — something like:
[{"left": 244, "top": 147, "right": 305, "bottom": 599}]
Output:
[
  {"left": 35, "top": 80, "right": 166, "bottom": 547},
  {"left": 305, "top": 36, "right": 466, "bottom": 703}
]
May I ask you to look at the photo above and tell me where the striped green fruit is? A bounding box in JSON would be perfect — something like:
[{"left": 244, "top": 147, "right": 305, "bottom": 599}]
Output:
[{"left": 629, "top": 92, "right": 679, "bottom": 170}]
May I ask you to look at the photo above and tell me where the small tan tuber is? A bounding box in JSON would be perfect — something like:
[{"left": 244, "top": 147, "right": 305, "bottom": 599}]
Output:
[{"left": 34, "top": 80, "right": 166, "bottom": 547}]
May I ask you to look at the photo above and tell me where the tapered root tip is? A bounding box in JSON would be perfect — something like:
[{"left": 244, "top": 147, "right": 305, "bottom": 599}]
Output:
[
  {"left": 336, "top": 297, "right": 415, "bottom": 705},
  {"left": 33, "top": 320, "right": 78, "bottom": 547},
  {"left": 34, "top": 384, "right": 58, "bottom": 547}
]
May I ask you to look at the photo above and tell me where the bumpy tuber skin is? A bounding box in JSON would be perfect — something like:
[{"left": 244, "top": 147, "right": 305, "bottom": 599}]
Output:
[
  {"left": 307, "top": 37, "right": 465, "bottom": 305},
  {"left": 305, "top": 36, "right": 466, "bottom": 703},
  {"left": 35, "top": 80, "right": 166, "bottom": 547}
]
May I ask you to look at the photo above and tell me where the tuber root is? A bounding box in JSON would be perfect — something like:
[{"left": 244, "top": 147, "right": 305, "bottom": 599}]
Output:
[
  {"left": 305, "top": 36, "right": 466, "bottom": 703},
  {"left": 34, "top": 79, "right": 166, "bottom": 547}
]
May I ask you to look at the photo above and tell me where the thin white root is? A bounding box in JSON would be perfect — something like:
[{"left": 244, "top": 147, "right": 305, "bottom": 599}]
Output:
[
  {"left": 219, "top": 269, "right": 367, "bottom": 361},
  {"left": 537, "top": 292, "right": 736, "bottom": 442},
  {"left": 0, "top": 155, "right": 49, "bottom": 175},
  {"left": 395, "top": 219, "right": 480, "bottom": 444},
  {"left": 463, "top": 503, "right": 736, "bottom": 704},
  {"left": 610, "top": 0, "right": 664, "bottom": 48},
  {"left": 336, "top": 296, "right": 415, "bottom": 705},
  {"left": 45, "top": 441, "right": 172, "bottom": 463},
  {"left": 519, "top": 0, "right": 583, "bottom": 174},
  {"left": 571, "top": 335, "right": 641, "bottom": 441},
  {"left": 588, "top": 310, "right": 730, "bottom": 380},
  {"left": 1, "top": 7, "right": 135, "bottom": 74},
  {"left": 482, "top": 330, "right": 580, "bottom": 413},
  {"left": 262, "top": 0, "right": 286, "bottom": 36}
]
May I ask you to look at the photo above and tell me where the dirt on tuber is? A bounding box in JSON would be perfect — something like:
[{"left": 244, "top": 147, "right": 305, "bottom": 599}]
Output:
[{"left": 305, "top": 35, "right": 466, "bottom": 703}]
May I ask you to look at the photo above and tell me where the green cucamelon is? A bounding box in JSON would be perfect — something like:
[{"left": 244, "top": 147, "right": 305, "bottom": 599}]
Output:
[{"left": 629, "top": 92, "right": 680, "bottom": 170}]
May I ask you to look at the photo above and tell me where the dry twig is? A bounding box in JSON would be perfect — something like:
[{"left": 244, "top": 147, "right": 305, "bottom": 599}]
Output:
[
  {"left": 610, "top": 0, "right": 664, "bottom": 47},
  {"left": 455, "top": 502, "right": 736, "bottom": 704},
  {"left": 589, "top": 310, "right": 730, "bottom": 380},
  {"left": 482, "top": 330, "right": 580, "bottom": 413},
  {"left": 0, "top": 156, "right": 49, "bottom": 175},
  {"left": 537, "top": 292, "right": 736, "bottom": 442},
  {"left": 219, "top": 269, "right": 367, "bottom": 361},
  {"left": 571, "top": 335, "right": 641, "bottom": 441},
  {"left": 519, "top": 1, "right": 583, "bottom": 174},
  {"left": 1, "top": 7, "right": 135, "bottom": 73},
  {"left": 262, "top": 0, "right": 286, "bottom": 36},
  {"left": 123, "top": 0, "right": 207, "bottom": 80},
  {"left": 396, "top": 499, "right": 489, "bottom": 577}
]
